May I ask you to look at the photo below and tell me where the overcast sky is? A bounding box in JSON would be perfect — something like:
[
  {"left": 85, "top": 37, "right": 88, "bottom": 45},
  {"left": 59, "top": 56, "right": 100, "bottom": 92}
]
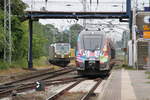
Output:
[
  {"left": 22, "top": 0, "right": 149, "bottom": 11},
  {"left": 22, "top": 0, "right": 149, "bottom": 41}
]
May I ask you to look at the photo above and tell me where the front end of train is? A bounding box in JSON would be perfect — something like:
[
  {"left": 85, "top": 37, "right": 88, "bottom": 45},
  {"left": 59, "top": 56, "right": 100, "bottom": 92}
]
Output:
[
  {"left": 50, "top": 43, "right": 71, "bottom": 67},
  {"left": 75, "top": 30, "right": 111, "bottom": 75},
  {"left": 54, "top": 43, "right": 71, "bottom": 59}
]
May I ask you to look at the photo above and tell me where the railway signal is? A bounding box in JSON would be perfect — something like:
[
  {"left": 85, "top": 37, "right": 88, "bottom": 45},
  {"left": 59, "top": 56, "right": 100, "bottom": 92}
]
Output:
[{"left": 36, "top": 81, "right": 45, "bottom": 91}]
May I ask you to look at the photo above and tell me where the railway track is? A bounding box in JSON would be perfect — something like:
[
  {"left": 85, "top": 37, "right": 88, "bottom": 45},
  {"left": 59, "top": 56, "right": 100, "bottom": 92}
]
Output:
[
  {"left": 0, "top": 66, "right": 75, "bottom": 87},
  {"left": 2, "top": 67, "right": 75, "bottom": 86},
  {"left": 0, "top": 67, "right": 77, "bottom": 98},
  {"left": 0, "top": 74, "right": 104, "bottom": 99},
  {"left": 0, "top": 76, "right": 82, "bottom": 98},
  {"left": 0, "top": 65, "right": 108, "bottom": 99},
  {"left": 47, "top": 78, "right": 102, "bottom": 100}
]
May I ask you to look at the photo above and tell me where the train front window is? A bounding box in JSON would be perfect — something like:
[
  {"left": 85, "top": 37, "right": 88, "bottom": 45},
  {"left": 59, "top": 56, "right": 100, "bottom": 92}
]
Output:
[
  {"left": 82, "top": 35, "right": 102, "bottom": 51},
  {"left": 55, "top": 44, "right": 70, "bottom": 53}
]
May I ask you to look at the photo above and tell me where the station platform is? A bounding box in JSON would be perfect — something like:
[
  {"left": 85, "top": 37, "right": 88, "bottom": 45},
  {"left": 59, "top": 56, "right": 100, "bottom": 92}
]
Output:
[{"left": 96, "top": 69, "right": 150, "bottom": 100}]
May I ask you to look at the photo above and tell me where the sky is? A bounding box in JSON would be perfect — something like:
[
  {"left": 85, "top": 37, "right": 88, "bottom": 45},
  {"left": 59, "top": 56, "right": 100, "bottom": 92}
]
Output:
[
  {"left": 22, "top": 0, "right": 149, "bottom": 41},
  {"left": 22, "top": 0, "right": 149, "bottom": 12}
]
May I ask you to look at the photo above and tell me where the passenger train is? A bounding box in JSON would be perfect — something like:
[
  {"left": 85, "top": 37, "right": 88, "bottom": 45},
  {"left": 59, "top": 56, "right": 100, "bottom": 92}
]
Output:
[{"left": 75, "top": 29, "right": 115, "bottom": 75}]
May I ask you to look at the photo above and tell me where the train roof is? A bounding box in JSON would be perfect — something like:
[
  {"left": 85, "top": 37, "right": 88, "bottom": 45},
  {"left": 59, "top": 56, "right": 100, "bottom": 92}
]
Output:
[
  {"left": 78, "top": 30, "right": 115, "bottom": 49},
  {"left": 51, "top": 43, "right": 70, "bottom": 45},
  {"left": 79, "top": 30, "right": 105, "bottom": 38},
  {"left": 50, "top": 43, "right": 70, "bottom": 47},
  {"left": 80, "top": 30, "right": 104, "bottom": 34}
]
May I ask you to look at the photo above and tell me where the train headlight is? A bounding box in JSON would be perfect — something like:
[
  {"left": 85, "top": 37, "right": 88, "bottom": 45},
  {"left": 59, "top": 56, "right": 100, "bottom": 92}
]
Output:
[
  {"left": 79, "top": 49, "right": 83, "bottom": 55},
  {"left": 95, "top": 55, "right": 99, "bottom": 58},
  {"left": 95, "top": 51, "right": 100, "bottom": 58},
  {"left": 82, "top": 52, "right": 86, "bottom": 56},
  {"left": 55, "top": 55, "right": 57, "bottom": 57}
]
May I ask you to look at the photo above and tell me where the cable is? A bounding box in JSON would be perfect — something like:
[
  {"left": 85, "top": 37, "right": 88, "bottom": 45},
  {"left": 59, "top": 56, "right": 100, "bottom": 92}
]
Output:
[
  {"left": 90, "top": 0, "right": 92, "bottom": 5},
  {"left": 95, "top": 0, "right": 99, "bottom": 12}
]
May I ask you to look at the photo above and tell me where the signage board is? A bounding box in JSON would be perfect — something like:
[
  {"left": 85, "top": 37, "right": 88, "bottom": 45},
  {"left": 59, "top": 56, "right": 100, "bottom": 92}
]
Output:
[
  {"left": 136, "top": 12, "right": 150, "bottom": 31},
  {"left": 143, "top": 25, "right": 150, "bottom": 31},
  {"left": 143, "top": 31, "right": 150, "bottom": 39},
  {"left": 136, "top": 12, "right": 150, "bottom": 39}
]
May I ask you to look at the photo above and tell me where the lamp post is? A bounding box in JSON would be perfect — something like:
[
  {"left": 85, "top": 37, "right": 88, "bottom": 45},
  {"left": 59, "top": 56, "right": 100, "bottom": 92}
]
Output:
[{"left": 132, "top": 0, "right": 137, "bottom": 68}]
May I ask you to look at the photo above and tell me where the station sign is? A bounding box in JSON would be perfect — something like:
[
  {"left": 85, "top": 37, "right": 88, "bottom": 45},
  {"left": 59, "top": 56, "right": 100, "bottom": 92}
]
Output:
[
  {"left": 136, "top": 12, "right": 150, "bottom": 31},
  {"left": 136, "top": 12, "right": 150, "bottom": 39}
]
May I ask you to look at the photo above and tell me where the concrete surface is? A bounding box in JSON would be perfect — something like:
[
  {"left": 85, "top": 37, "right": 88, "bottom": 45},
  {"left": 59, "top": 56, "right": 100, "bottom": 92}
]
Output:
[
  {"left": 69, "top": 80, "right": 96, "bottom": 92},
  {"left": 97, "top": 69, "right": 150, "bottom": 100}
]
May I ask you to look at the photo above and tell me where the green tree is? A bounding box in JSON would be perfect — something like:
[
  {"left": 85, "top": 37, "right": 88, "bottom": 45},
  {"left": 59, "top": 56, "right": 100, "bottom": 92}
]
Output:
[
  {"left": 0, "top": 0, "right": 27, "bottom": 60},
  {"left": 0, "top": 0, "right": 27, "bottom": 15},
  {"left": 69, "top": 24, "right": 83, "bottom": 48},
  {"left": 32, "top": 22, "right": 61, "bottom": 58},
  {"left": 0, "top": 10, "right": 4, "bottom": 55}
]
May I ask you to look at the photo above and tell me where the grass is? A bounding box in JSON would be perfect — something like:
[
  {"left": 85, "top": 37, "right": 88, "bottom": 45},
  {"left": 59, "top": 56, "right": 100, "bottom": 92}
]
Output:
[
  {"left": 0, "top": 57, "right": 48, "bottom": 70},
  {"left": 113, "top": 64, "right": 136, "bottom": 70},
  {"left": 147, "top": 76, "right": 150, "bottom": 79},
  {"left": 145, "top": 71, "right": 150, "bottom": 80},
  {"left": 122, "top": 64, "right": 136, "bottom": 70},
  {"left": 0, "top": 58, "right": 28, "bottom": 70},
  {"left": 144, "top": 71, "right": 150, "bottom": 83},
  {"left": 113, "top": 64, "right": 122, "bottom": 70},
  {"left": 0, "top": 56, "right": 55, "bottom": 71},
  {"left": 145, "top": 81, "right": 150, "bottom": 84},
  {"left": 33, "top": 56, "right": 49, "bottom": 66},
  {"left": 0, "top": 59, "right": 27, "bottom": 70},
  {"left": 0, "top": 61, "right": 9, "bottom": 70},
  {"left": 145, "top": 71, "right": 150, "bottom": 74},
  {"left": 10, "top": 58, "right": 28, "bottom": 68}
]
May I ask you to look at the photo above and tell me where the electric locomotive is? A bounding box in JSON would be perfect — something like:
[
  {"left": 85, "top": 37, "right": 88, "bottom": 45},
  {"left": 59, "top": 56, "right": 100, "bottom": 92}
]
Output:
[
  {"left": 75, "top": 29, "right": 115, "bottom": 75},
  {"left": 49, "top": 43, "right": 71, "bottom": 67}
]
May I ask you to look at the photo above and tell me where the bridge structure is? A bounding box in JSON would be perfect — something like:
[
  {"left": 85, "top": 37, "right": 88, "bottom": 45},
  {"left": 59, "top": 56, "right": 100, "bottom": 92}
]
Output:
[{"left": 25, "top": 0, "right": 132, "bottom": 69}]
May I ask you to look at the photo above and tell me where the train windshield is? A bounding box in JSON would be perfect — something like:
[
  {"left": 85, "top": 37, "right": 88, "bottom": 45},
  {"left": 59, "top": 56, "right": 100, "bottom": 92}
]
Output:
[
  {"left": 81, "top": 35, "right": 103, "bottom": 51},
  {"left": 55, "top": 44, "right": 70, "bottom": 53}
]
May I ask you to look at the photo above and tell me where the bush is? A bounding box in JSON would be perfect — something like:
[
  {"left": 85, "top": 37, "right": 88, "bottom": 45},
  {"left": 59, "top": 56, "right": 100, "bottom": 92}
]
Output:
[
  {"left": 33, "top": 56, "right": 48, "bottom": 66},
  {"left": 0, "top": 56, "right": 49, "bottom": 70},
  {"left": 0, "top": 61, "right": 9, "bottom": 70},
  {"left": 10, "top": 58, "right": 28, "bottom": 68}
]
